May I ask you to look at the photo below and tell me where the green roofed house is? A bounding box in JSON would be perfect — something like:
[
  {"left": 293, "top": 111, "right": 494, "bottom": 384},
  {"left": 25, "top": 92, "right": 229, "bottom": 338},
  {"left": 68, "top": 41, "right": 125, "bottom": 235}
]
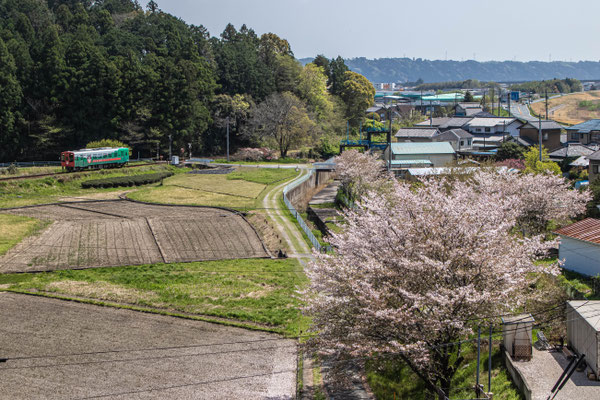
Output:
[{"left": 383, "top": 142, "right": 456, "bottom": 175}]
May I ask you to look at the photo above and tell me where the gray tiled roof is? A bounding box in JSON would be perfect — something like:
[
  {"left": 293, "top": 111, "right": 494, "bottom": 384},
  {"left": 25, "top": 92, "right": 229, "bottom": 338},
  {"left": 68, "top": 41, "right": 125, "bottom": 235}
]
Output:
[
  {"left": 522, "top": 120, "right": 563, "bottom": 130},
  {"left": 435, "top": 129, "right": 473, "bottom": 141},
  {"left": 439, "top": 117, "right": 473, "bottom": 129},
  {"left": 395, "top": 127, "right": 439, "bottom": 138},
  {"left": 415, "top": 117, "right": 451, "bottom": 127},
  {"left": 549, "top": 144, "right": 598, "bottom": 158},
  {"left": 588, "top": 150, "right": 600, "bottom": 161},
  {"left": 566, "top": 119, "right": 600, "bottom": 133}
]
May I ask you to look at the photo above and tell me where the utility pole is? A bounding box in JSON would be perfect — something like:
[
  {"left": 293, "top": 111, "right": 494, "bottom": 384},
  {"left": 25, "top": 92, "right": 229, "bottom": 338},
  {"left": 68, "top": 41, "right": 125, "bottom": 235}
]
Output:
[
  {"left": 539, "top": 112, "right": 543, "bottom": 162},
  {"left": 545, "top": 88, "right": 549, "bottom": 120},
  {"left": 488, "top": 325, "right": 493, "bottom": 394},
  {"left": 156, "top": 142, "right": 159, "bottom": 160},
  {"left": 168, "top": 134, "right": 172, "bottom": 163},
  {"left": 226, "top": 117, "right": 230, "bottom": 162}
]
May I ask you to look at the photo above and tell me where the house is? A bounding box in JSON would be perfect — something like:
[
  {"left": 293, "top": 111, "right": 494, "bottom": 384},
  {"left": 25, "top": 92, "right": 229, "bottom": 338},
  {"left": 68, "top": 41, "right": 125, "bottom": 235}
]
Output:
[
  {"left": 554, "top": 218, "right": 600, "bottom": 276},
  {"left": 417, "top": 116, "right": 473, "bottom": 131},
  {"left": 566, "top": 119, "right": 600, "bottom": 145},
  {"left": 383, "top": 142, "right": 455, "bottom": 173},
  {"left": 566, "top": 301, "right": 600, "bottom": 379},
  {"left": 433, "top": 129, "right": 473, "bottom": 151},
  {"left": 589, "top": 150, "right": 600, "bottom": 182},
  {"left": 455, "top": 102, "right": 483, "bottom": 117},
  {"left": 415, "top": 117, "right": 451, "bottom": 128},
  {"left": 548, "top": 143, "right": 598, "bottom": 162},
  {"left": 518, "top": 120, "right": 563, "bottom": 151},
  {"left": 366, "top": 105, "right": 387, "bottom": 120},
  {"left": 395, "top": 127, "right": 440, "bottom": 142},
  {"left": 464, "top": 117, "right": 523, "bottom": 137}
]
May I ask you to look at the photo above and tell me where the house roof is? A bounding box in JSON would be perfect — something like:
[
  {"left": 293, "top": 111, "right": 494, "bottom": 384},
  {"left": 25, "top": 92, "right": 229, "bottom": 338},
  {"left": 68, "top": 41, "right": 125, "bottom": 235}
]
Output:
[
  {"left": 464, "top": 108, "right": 484, "bottom": 116},
  {"left": 435, "top": 129, "right": 473, "bottom": 141},
  {"left": 472, "top": 111, "right": 495, "bottom": 118},
  {"left": 457, "top": 102, "right": 482, "bottom": 109},
  {"left": 567, "top": 301, "right": 600, "bottom": 331},
  {"left": 521, "top": 120, "right": 563, "bottom": 130},
  {"left": 570, "top": 156, "right": 589, "bottom": 167},
  {"left": 465, "top": 117, "right": 516, "bottom": 128},
  {"left": 395, "top": 127, "right": 439, "bottom": 138},
  {"left": 554, "top": 218, "right": 600, "bottom": 245},
  {"left": 549, "top": 144, "right": 597, "bottom": 158},
  {"left": 366, "top": 106, "right": 385, "bottom": 113},
  {"left": 389, "top": 142, "right": 455, "bottom": 155},
  {"left": 566, "top": 119, "right": 600, "bottom": 133},
  {"left": 388, "top": 159, "right": 433, "bottom": 166},
  {"left": 589, "top": 150, "right": 600, "bottom": 161},
  {"left": 416, "top": 117, "right": 451, "bottom": 127},
  {"left": 439, "top": 117, "right": 473, "bottom": 129}
]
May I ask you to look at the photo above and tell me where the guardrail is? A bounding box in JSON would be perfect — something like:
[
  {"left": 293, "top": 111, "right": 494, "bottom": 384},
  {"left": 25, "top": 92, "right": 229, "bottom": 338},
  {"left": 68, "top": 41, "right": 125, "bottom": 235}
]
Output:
[
  {"left": 0, "top": 161, "right": 61, "bottom": 167},
  {"left": 283, "top": 169, "right": 331, "bottom": 253}
]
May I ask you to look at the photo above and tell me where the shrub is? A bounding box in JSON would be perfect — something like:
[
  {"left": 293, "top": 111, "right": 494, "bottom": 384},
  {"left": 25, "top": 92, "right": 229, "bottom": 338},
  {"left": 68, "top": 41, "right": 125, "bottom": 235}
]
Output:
[{"left": 82, "top": 172, "right": 173, "bottom": 189}]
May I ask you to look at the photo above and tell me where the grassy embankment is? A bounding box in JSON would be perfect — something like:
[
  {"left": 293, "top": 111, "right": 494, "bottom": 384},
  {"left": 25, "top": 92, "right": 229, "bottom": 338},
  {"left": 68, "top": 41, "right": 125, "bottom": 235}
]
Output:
[
  {"left": 530, "top": 90, "right": 600, "bottom": 125},
  {"left": 129, "top": 167, "right": 298, "bottom": 211},
  {"left": 0, "top": 164, "right": 181, "bottom": 209},
  {"left": 366, "top": 343, "right": 522, "bottom": 400},
  {"left": 0, "top": 258, "right": 308, "bottom": 336}
]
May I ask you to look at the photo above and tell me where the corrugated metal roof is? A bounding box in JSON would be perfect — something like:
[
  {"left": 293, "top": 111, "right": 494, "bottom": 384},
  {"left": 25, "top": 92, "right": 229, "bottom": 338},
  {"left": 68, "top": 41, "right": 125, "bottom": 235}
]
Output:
[
  {"left": 390, "top": 142, "right": 455, "bottom": 155},
  {"left": 588, "top": 150, "right": 600, "bottom": 161},
  {"left": 466, "top": 117, "right": 516, "bottom": 127},
  {"left": 555, "top": 218, "right": 600, "bottom": 245},
  {"left": 389, "top": 159, "right": 433, "bottom": 165},
  {"left": 395, "top": 128, "right": 439, "bottom": 138},
  {"left": 568, "top": 301, "right": 600, "bottom": 331}
]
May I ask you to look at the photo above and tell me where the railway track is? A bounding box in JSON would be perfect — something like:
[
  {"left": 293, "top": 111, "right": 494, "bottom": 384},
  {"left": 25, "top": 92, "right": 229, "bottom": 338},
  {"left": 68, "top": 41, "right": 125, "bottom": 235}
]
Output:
[{"left": 0, "top": 162, "right": 167, "bottom": 182}]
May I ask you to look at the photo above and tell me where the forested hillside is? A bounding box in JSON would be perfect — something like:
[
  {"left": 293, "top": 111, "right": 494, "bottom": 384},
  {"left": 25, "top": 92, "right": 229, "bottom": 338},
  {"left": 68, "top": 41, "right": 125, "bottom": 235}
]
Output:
[
  {"left": 0, "top": 0, "right": 372, "bottom": 161},
  {"left": 300, "top": 57, "right": 600, "bottom": 84}
]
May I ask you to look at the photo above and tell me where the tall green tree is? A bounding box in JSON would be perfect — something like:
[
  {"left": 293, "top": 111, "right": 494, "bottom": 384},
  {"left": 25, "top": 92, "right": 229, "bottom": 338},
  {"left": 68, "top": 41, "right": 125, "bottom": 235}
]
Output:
[
  {"left": 340, "top": 71, "right": 375, "bottom": 126},
  {"left": 328, "top": 56, "right": 349, "bottom": 96},
  {"left": 0, "top": 38, "right": 24, "bottom": 160}
]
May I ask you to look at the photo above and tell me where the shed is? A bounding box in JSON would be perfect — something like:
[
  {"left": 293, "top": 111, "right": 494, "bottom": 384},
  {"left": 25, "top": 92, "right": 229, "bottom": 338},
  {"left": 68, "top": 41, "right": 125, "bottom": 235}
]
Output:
[
  {"left": 383, "top": 142, "right": 455, "bottom": 169},
  {"left": 566, "top": 301, "right": 600, "bottom": 378},
  {"left": 502, "top": 314, "right": 535, "bottom": 361},
  {"left": 554, "top": 218, "right": 600, "bottom": 276}
]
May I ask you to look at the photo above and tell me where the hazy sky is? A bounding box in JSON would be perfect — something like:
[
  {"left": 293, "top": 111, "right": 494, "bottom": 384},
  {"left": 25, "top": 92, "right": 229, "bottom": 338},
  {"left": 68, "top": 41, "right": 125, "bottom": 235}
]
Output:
[{"left": 159, "top": 0, "right": 600, "bottom": 62}]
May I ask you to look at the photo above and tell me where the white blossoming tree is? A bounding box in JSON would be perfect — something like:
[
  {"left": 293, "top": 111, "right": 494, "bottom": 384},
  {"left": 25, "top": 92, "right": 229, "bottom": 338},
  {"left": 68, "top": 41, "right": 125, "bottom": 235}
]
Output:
[{"left": 304, "top": 169, "right": 590, "bottom": 398}]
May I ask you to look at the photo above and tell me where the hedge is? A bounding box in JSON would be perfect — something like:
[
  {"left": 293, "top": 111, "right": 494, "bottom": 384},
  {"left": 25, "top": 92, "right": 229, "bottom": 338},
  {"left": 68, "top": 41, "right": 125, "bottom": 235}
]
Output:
[{"left": 81, "top": 172, "right": 173, "bottom": 189}]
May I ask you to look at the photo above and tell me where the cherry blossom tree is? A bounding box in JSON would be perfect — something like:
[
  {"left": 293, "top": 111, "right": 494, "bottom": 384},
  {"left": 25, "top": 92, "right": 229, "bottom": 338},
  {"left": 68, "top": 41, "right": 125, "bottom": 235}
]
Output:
[
  {"left": 334, "top": 149, "right": 386, "bottom": 205},
  {"left": 304, "top": 169, "right": 590, "bottom": 398}
]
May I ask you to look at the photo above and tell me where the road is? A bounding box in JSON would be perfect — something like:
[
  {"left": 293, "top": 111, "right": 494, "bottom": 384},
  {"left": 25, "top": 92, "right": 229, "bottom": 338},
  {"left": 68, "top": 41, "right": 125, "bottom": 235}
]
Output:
[{"left": 509, "top": 102, "right": 538, "bottom": 122}]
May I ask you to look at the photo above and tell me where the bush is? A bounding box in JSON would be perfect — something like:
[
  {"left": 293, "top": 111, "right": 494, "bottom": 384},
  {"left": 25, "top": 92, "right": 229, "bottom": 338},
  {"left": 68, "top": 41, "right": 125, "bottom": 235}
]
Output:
[
  {"left": 231, "top": 147, "right": 277, "bottom": 162},
  {"left": 82, "top": 172, "right": 173, "bottom": 189}
]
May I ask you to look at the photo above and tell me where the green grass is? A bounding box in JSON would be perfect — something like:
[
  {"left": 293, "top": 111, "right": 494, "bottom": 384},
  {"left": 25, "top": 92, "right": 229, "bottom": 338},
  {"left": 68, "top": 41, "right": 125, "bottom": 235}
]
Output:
[
  {"left": 227, "top": 167, "right": 298, "bottom": 185},
  {"left": 0, "top": 165, "right": 181, "bottom": 209},
  {"left": 0, "top": 214, "right": 50, "bottom": 256},
  {"left": 129, "top": 167, "right": 299, "bottom": 211},
  {"left": 0, "top": 258, "right": 309, "bottom": 336},
  {"left": 366, "top": 344, "right": 522, "bottom": 400}
]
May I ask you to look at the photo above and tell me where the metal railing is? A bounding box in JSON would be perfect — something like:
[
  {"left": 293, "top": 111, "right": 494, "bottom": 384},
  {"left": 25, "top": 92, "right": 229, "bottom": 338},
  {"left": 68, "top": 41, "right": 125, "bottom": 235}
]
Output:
[{"left": 283, "top": 169, "right": 331, "bottom": 253}]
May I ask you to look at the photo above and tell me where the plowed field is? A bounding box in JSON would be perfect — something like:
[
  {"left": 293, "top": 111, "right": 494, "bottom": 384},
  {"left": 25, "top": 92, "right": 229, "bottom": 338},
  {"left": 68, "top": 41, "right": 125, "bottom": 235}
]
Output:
[{"left": 0, "top": 200, "right": 268, "bottom": 273}]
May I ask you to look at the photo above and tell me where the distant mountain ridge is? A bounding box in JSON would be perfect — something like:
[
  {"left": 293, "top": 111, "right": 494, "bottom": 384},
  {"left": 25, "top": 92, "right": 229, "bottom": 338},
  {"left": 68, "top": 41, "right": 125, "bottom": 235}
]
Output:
[{"left": 298, "top": 57, "right": 600, "bottom": 83}]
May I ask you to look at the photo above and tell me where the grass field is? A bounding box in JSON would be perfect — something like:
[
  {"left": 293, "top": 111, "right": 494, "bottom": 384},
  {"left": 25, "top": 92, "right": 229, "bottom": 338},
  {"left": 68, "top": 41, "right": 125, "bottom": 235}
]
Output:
[
  {"left": 366, "top": 343, "right": 522, "bottom": 400},
  {"left": 530, "top": 91, "right": 600, "bottom": 124},
  {"left": 0, "top": 165, "right": 180, "bottom": 209},
  {"left": 0, "top": 214, "right": 49, "bottom": 256},
  {"left": 0, "top": 258, "right": 308, "bottom": 335},
  {"left": 129, "top": 167, "right": 298, "bottom": 211}
]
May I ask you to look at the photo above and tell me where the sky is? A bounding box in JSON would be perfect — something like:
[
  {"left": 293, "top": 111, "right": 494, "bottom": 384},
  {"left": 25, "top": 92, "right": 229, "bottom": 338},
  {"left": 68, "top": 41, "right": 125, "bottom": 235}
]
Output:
[{"left": 159, "top": 0, "right": 600, "bottom": 62}]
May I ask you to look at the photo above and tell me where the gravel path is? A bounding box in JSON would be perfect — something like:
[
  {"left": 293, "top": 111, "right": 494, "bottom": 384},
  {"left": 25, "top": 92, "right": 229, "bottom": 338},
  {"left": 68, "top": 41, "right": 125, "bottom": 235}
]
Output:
[{"left": 0, "top": 292, "right": 296, "bottom": 399}]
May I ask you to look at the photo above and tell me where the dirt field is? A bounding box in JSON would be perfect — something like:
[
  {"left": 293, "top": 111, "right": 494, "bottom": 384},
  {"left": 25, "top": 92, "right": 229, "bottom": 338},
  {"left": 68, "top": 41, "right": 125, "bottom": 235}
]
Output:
[
  {"left": 531, "top": 91, "right": 600, "bottom": 124},
  {"left": 0, "top": 200, "right": 269, "bottom": 273},
  {"left": 0, "top": 292, "right": 296, "bottom": 399}
]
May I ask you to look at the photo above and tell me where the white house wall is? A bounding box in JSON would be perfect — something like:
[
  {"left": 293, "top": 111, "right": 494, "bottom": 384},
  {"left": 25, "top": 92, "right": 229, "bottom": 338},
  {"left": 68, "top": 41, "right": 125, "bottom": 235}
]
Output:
[{"left": 559, "top": 236, "right": 600, "bottom": 276}]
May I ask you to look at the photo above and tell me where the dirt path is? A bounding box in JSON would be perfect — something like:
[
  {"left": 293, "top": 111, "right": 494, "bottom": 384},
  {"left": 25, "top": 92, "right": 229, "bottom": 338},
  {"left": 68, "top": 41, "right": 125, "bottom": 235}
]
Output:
[{"left": 262, "top": 169, "right": 312, "bottom": 257}]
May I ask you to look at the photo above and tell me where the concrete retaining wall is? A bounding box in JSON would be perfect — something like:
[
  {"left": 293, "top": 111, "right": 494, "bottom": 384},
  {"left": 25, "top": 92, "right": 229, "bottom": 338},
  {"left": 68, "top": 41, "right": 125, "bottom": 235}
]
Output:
[
  {"left": 286, "top": 170, "right": 336, "bottom": 211},
  {"left": 503, "top": 350, "right": 532, "bottom": 400}
]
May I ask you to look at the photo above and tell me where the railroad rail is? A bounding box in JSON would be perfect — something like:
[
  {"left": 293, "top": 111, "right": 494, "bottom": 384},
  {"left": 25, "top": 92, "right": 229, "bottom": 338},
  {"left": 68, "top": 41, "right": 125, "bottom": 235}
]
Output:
[{"left": 0, "top": 162, "right": 167, "bottom": 182}]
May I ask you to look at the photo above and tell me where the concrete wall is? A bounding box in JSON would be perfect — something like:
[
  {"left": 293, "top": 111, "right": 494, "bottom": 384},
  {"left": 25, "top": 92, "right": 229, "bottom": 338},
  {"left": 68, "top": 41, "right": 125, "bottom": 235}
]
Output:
[
  {"left": 503, "top": 350, "right": 532, "bottom": 400},
  {"left": 286, "top": 170, "right": 336, "bottom": 211},
  {"left": 559, "top": 236, "right": 600, "bottom": 276},
  {"left": 393, "top": 153, "right": 454, "bottom": 167},
  {"left": 567, "top": 303, "right": 600, "bottom": 376}
]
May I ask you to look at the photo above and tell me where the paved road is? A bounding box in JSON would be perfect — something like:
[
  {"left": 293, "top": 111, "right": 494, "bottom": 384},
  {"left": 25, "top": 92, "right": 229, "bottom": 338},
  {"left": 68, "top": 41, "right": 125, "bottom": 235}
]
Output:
[
  {"left": 0, "top": 292, "right": 296, "bottom": 400},
  {"left": 509, "top": 102, "right": 538, "bottom": 122}
]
